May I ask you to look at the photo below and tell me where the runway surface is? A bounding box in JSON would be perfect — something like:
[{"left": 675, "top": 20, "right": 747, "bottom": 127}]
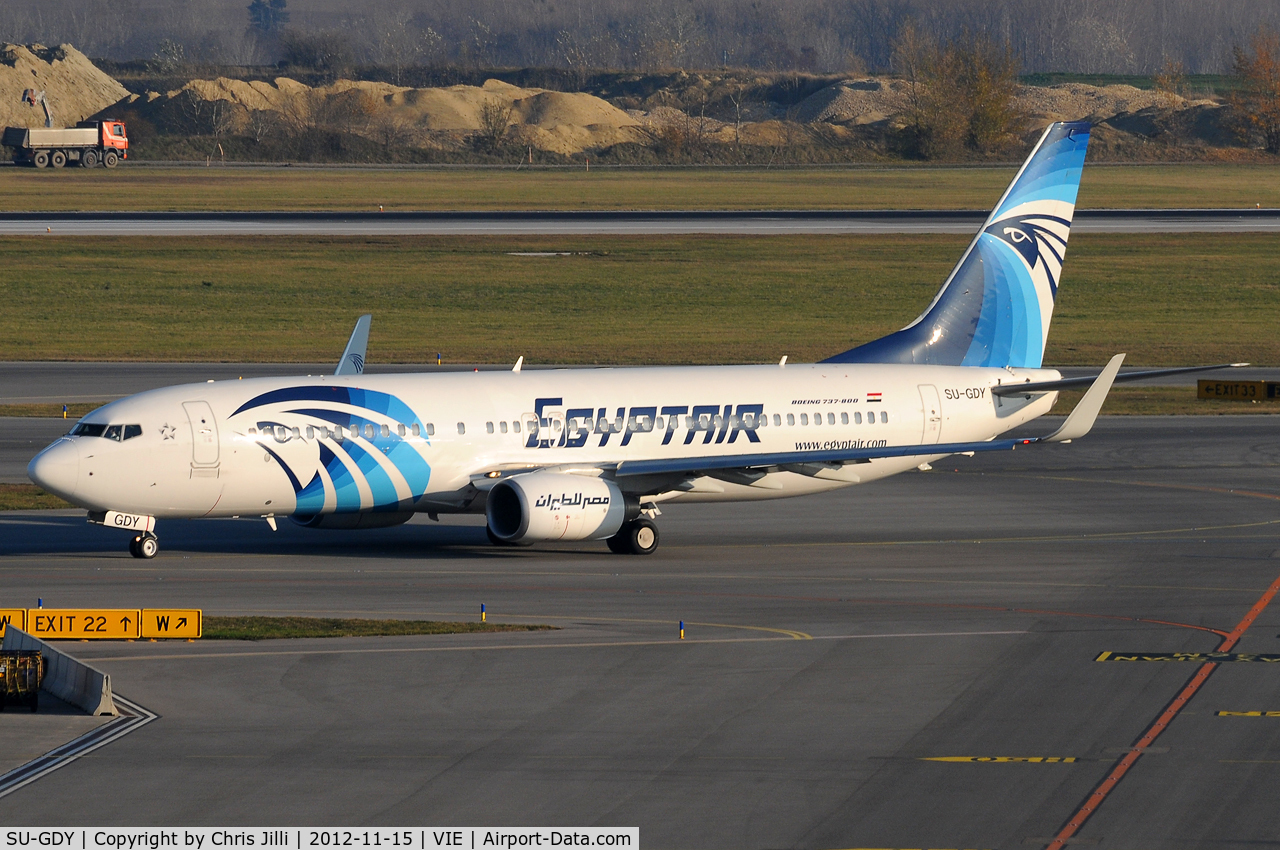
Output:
[
  {"left": 1, "top": 209, "right": 1277, "bottom": 236},
  {"left": 2, "top": 416, "right": 1280, "bottom": 848}
]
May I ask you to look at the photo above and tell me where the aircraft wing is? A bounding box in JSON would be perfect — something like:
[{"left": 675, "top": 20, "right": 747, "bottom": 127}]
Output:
[
  {"left": 614, "top": 354, "right": 1125, "bottom": 480},
  {"left": 335, "top": 314, "right": 372, "bottom": 376},
  {"left": 991, "top": 361, "right": 1247, "bottom": 397}
]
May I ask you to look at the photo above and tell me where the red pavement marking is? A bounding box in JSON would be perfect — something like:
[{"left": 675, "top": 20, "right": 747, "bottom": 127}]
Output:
[{"left": 1045, "top": 571, "right": 1280, "bottom": 850}]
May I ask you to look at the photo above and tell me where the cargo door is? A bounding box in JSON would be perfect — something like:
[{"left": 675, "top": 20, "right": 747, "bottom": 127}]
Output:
[
  {"left": 918, "top": 385, "right": 943, "bottom": 444},
  {"left": 183, "top": 401, "right": 220, "bottom": 468}
]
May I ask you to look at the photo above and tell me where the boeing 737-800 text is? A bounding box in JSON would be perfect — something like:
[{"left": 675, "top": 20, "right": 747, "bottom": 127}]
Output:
[{"left": 26, "top": 122, "right": 1240, "bottom": 557}]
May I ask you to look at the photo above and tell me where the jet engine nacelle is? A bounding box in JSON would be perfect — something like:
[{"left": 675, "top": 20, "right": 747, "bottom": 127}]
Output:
[
  {"left": 291, "top": 511, "right": 414, "bottom": 530},
  {"left": 486, "top": 472, "right": 633, "bottom": 543}
]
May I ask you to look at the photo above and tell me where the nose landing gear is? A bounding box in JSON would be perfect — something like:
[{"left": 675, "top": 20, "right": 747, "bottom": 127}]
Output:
[{"left": 129, "top": 533, "right": 159, "bottom": 559}]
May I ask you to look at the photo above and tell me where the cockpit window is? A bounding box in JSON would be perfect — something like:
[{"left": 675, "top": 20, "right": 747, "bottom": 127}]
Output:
[{"left": 71, "top": 422, "right": 142, "bottom": 441}]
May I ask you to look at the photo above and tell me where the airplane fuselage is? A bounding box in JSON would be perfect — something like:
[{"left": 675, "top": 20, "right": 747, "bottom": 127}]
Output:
[{"left": 31, "top": 363, "right": 1059, "bottom": 520}]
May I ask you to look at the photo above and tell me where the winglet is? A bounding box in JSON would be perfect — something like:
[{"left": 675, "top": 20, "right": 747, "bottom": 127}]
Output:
[
  {"left": 334, "top": 314, "right": 372, "bottom": 376},
  {"left": 513, "top": 356, "right": 524, "bottom": 372},
  {"left": 1043, "top": 353, "right": 1125, "bottom": 443}
]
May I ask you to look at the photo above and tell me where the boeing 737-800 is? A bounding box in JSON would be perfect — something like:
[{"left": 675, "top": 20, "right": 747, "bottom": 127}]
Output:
[{"left": 26, "top": 122, "right": 1240, "bottom": 558}]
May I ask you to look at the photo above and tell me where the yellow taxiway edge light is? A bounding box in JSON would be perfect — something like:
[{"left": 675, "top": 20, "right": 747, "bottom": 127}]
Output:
[
  {"left": 141, "top": 609, "right": 202, "bottom": 639},
  {"left": 0, "top": 609, "right": 26, "bottom": 638},
  {"left": 26, "top": 609, "right": 142, "bottom": 640}
]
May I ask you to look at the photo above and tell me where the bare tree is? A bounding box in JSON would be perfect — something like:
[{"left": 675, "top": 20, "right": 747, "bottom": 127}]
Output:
[
  {"left": 1229, "top": 26, "right": 1280, "bottom": 153},
  {"left": 478, "top": 98, "right": 513, "bottom": 146},
  {"left": 1154, "top": 56, "right": 1187, "bottom": 106}
]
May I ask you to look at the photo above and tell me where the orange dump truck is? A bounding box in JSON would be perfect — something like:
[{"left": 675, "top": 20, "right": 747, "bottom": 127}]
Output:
[{"left": 2, "top": 120, "right": 129, "bottom": 168}]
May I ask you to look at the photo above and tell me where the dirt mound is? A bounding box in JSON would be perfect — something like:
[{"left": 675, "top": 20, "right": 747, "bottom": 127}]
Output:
[
  {"left": 794, "top": 77, "right": 1222, "bottom": 132},
  {"left": 133, "top": 75, "right": 644, "bottom": 154},
  {"left": 1014, "top": 83, "right": 1215, "bottom": 124},
  {"left": 0, "top": 44, "right": 130, "bottom": 130},
  {"left": 795, "top": 78, "right": 911, "bottom": 124}
]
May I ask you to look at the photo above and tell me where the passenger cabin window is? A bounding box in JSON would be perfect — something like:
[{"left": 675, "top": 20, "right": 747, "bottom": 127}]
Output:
[
  {"left": 854, "top": 412, "right": 862, "bottom": 424},
  {"left": 486, "top": 422, "right": 495, "bottom": 434},
  {"left": 773, "top": 414, "right": 781, "bottom": 427},
  {"left": 381, "top": 424, "right": 390, "bottom": 438},
  {"left": 457, "top": 422, "right": 466, "bottom": 435},
  {"left": 411, "top": 424, "right": 420, "bottom": 437},
  {"left": 397, "top": 424, "right": 406, "bottom": 437},
  {"left": 425, "top": 423, "right": 435, "bottom": 436},
  {"left": 800, "top": 413, "right": 808, "bottom": 425},
  {"left": 512, "top": 421, "right": 521, "bottom": 434},
  {"left": 786, "top": 414, "right": 795, "bottom": 426},
  {"left": 305, "top": 426, "right": 315, "bottom": 440},
  {"left": 500, "top": 421, "right": 508, "bottom": 434},
  {"left": 828, "top": 412, "right": 835, "bottom": 425},
  {"left": 881, "top": 411, "right": 888, "bottom": 423},
  {"left": 841, "top": 412, "right": 849, "bottom": 425}
]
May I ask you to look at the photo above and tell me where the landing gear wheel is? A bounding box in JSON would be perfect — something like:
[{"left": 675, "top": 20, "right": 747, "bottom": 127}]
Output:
[
  {"left": 610, "top": 518, "right": 659, "bottom": 555},
  {"left": 33, "top": 150, "right": 49, "bottom": 168},
  {"left": 103, "top": 150, "right": 119, "bottom": 168},
  {"left": 131, "top": 533, "right": 158, "bottom": 559},
  {"left": 50, "top": 150, "right": 66, "bottom": 168},
  {"left": 82, "top": 150, "right": 98, "bottom": 168}
]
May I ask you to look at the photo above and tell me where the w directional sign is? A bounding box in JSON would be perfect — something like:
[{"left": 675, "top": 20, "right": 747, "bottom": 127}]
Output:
[{"left": 142, "top": 609, "right": 202, "bottom": 639}]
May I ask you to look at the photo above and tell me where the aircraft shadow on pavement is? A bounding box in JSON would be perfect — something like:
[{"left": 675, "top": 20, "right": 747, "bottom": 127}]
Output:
[{"left": 0, "top": 514, "right": 578, "bottom": 560}]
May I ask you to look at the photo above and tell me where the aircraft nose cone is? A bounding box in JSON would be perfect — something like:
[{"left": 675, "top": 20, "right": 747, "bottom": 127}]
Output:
[{"left": 28, "top": 438, "right": 79, "bottom": 501}]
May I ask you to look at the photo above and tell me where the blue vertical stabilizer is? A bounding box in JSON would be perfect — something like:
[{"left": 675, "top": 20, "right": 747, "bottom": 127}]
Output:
[{"left": 823, "top": 122, "right": 1091, "bottom": 368}]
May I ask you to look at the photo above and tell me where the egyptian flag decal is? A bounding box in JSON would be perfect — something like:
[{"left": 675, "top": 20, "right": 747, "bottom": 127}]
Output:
[{"left": 867, "top": 393, "right": 882, "bottom": 403}]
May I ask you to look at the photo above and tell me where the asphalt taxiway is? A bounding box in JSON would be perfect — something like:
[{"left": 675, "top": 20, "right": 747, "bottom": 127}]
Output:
[
  {"left": 0, "top": 209, "right": 1277, "bottom": 236},
  {"left": 2, "top": 416, "right": 1279, "bottom": 848}
]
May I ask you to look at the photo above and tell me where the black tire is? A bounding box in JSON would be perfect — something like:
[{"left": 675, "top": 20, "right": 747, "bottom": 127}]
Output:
[
  {"left": 129, "top": 536, "right": 141, "bottom": 558},
  {"left": 33, "top": 150, "right": 49, "bottom": 169},
  {"left": 28, "top": 692, "right": 38, "bottom": 713},
  {"left": 613, "top": 518, "right": 659, "bottom": 555},
  {"left": 103, "top": 150, "right": 119, "bottom": 168},
  {"left": 137, "top": 534, "right": 158, "bottom": 559},
  {"left": 50, "top": 150, "right": 66, "bottom": 168},
  {"left": 82, "top": 150, "right": 98, "bottom": 168}
]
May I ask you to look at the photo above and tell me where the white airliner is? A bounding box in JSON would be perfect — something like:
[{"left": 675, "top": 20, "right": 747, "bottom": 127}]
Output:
[{"left": 27, "top": 122, "right": 1240, "bottom": 558}]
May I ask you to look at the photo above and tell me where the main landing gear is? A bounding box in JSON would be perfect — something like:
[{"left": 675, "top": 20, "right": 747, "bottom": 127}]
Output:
[
  {"left": 607, "top": 518, "right": 660, "bottom": 555},
  {"left": 129, "top": 532, "right": 159, "bottom": 559}
]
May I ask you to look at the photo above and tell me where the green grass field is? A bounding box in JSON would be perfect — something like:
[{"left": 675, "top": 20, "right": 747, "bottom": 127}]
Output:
[
  {"left": 1, "top": 164, "right": 1276, "bottom": 211},
  {"left": 0, "top": 232, "right": 1275, "bottom": 366}
]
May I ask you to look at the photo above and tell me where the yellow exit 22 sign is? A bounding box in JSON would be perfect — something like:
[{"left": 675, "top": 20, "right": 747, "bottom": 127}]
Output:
[
  {"left": 3, "top": 608, "right": 204, "bottom": 639},
  {"left": 27, "top": 609, "right": 142, "bottom": 639}
]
